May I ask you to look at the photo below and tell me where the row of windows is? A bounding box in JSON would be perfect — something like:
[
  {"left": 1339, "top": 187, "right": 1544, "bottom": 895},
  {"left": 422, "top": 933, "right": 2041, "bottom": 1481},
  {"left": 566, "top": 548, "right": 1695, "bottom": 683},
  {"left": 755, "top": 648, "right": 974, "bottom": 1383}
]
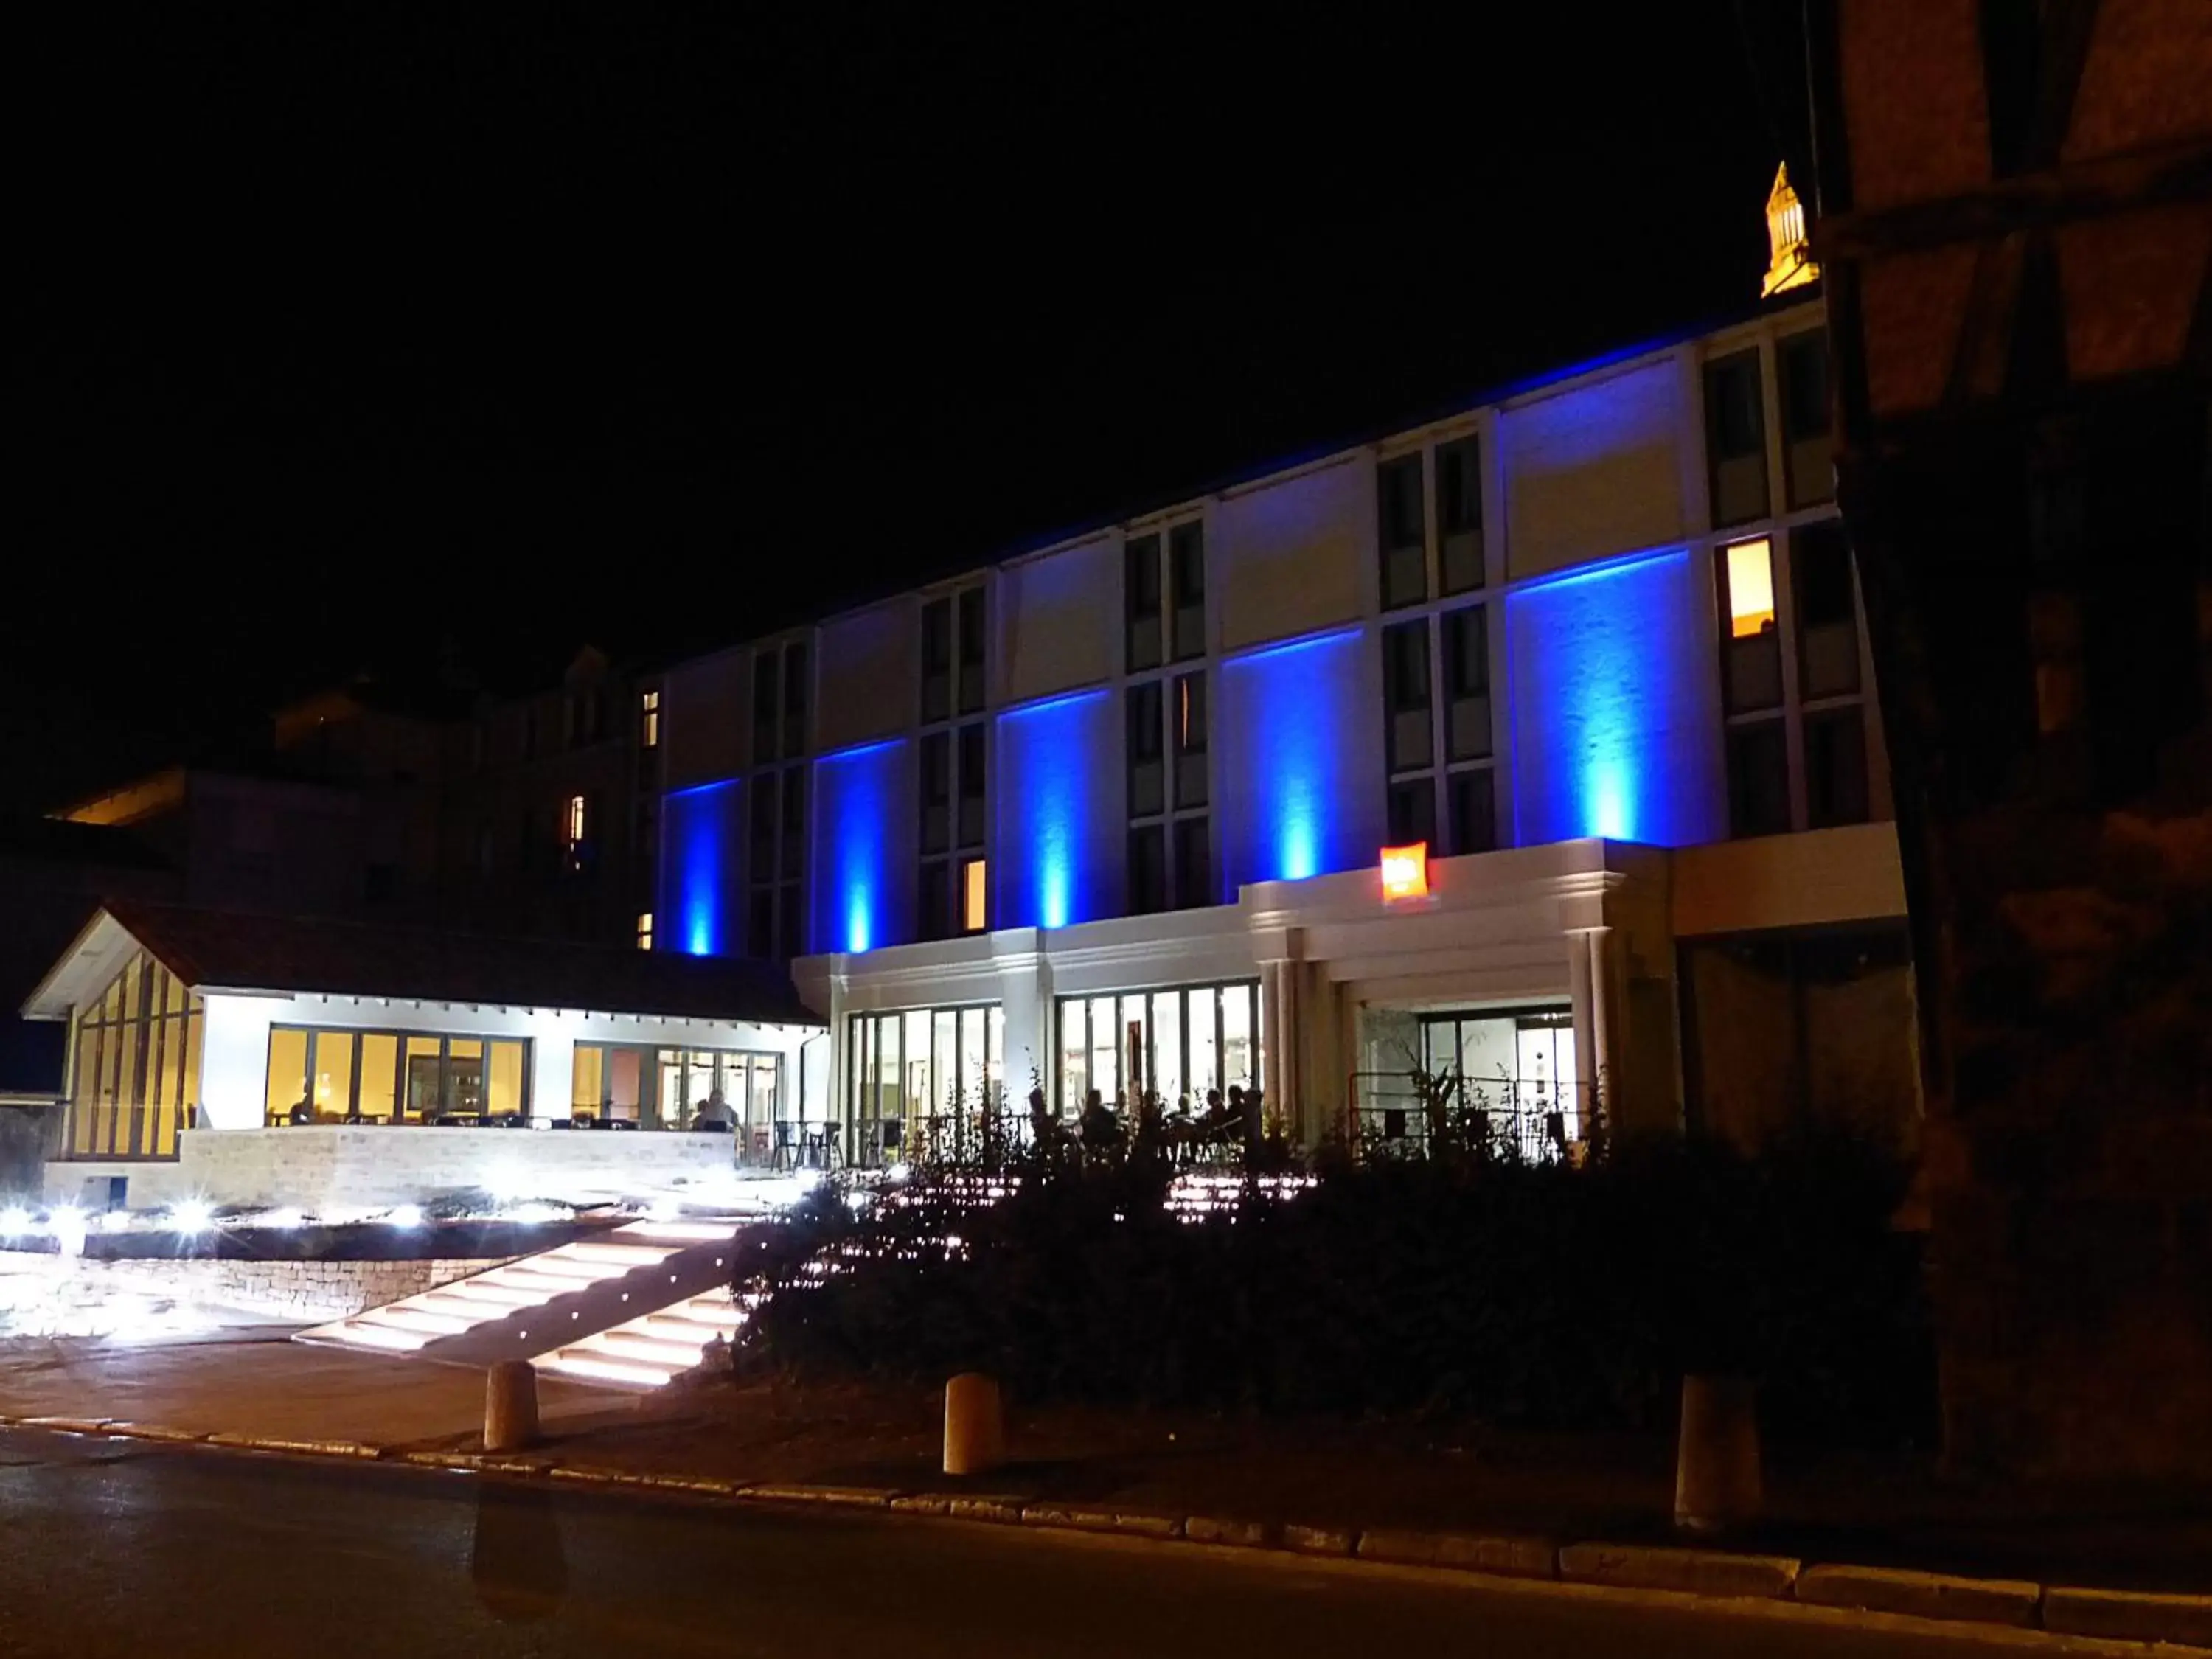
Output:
[
  {"left": 571, "top": 1043, "right": 782, "bottom": 1130},
  {"left": 265, "top": 1027, "right": 530, "bottom": 1124}
]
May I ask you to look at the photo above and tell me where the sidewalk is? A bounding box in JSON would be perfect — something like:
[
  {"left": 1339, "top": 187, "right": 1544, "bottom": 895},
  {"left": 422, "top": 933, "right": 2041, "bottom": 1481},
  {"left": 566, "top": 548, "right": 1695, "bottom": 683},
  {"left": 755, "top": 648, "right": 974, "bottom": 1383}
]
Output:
[{"left": 4, "top": 1330, "right": 2207, "bottom": 1638}]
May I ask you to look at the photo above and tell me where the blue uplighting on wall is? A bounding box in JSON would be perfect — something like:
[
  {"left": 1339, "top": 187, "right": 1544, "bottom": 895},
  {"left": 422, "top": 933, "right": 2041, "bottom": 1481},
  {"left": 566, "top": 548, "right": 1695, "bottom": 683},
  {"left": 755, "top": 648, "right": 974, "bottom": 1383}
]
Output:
[
  {"left": 814, "top": 737, "right": 905, "bottom": 955},
  {"left": 1504, "top": 546, "right": 1722, "bottom": 849},
  {"left": 1221, "top": 625, "right": 1365, "bottom": 889},
  {"left": 997, "top": 687, "right": 1109, "bottom": 930},
  {"left": 663, "top": 779, "right": 740, "bottom": 956}
]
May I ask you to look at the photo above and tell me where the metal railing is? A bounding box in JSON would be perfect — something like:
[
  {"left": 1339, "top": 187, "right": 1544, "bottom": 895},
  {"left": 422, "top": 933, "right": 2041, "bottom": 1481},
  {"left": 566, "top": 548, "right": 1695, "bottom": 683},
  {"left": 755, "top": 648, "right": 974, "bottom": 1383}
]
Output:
[{"left": 1346, "top": 1074, "right": 1593, "bottom": 1164}]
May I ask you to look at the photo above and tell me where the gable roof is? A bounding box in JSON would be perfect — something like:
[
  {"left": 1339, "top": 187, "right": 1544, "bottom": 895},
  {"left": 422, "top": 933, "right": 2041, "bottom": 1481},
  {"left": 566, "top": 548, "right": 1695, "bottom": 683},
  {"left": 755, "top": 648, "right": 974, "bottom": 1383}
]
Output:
[{"left": 22, "top": 900, "right": 821, "bottom": 1030}]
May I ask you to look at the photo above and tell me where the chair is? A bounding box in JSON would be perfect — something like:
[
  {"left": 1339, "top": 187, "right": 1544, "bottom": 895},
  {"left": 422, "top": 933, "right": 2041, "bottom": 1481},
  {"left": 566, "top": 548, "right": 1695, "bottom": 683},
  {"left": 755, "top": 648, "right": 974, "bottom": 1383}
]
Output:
[{"left": 771, "top": 1119, "right": 798, "bottom": 1172}]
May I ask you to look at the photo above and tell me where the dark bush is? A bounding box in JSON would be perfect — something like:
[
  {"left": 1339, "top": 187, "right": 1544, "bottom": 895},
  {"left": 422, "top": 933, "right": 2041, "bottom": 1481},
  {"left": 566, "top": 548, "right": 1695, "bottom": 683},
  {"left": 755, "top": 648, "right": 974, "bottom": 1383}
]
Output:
[{"left": 735, "top": 1127, "right": 1935, "bottom": 1447}]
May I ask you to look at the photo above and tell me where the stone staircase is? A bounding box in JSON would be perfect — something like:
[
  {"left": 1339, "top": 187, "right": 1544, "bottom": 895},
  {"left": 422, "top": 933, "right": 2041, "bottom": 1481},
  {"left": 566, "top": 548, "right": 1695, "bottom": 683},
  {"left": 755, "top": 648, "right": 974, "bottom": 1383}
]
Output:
[{"left": 296, "top": 1218, "right": 751, "bottom": 1387}]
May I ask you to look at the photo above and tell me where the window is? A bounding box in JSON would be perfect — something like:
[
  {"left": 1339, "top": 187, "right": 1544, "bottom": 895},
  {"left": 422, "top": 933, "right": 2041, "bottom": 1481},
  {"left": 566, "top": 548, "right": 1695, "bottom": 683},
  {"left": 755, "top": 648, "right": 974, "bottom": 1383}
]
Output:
[
  {"left": 749, "top": 773, "right": 779, "bottom": 873},
  {"left": 1804, "top": 708, "right": 1871, "bottom": 827},
  {"left": 1127, "top": 682, "right": 1164, "bottom": 817},
  {"left": 1719, "top": 538, "right": 1784, "bottom": 712},
  {"left": 1792, "top": 521, "right": 1860, "bottom": 699},
  {"left": 1705, "top": 349, "right": 1769, "bottom": 527},
  {"left": 268, "top": 1026, "right": 528, "bottom": 1124},
  {"left": 1727, "top": 722, "right": 1792, "bottom": 838},
  {"left": 956, "top": 586, "right": 987, "bottom": 714},
  {"left": 957, "top": 723, "right": 986, "bottom": 847},
  {"left": 1172, "top": 816, "right": 1211, "bottom": 911},
  {"left": 521, "top": 706, "right": 539, "bottom": 760},
  {"left": 1129, "top": 823, "right": 1167, "bottom": 915},
  {"left": 1450, "top": 767, "right": 1497, "bottom": 855},
  {"left": 1443, "top": 605, "right": 1492, "bottom": 761},
  {"left": 1378, "top": 453, "right": 1426, "bottom": 609},
  {"left": 1169, "top": 522, "right": 1206, "bottom": 660},
  {"left": 921, "top": 598, "right": 953, "bottom": 723},
  {"left": 919, "top": 733, "right": 950, "bottom": 855},
  {"left": 1778, "top": 331, "right": 1834, "bottom": 507},
  {"left": 636, "top": 911, "right": 654, "bottom": 951},
  {"left": 573, "top": 1043, "right": 779, "bottom": 1131},
  {"left": 1124, "top": 535, "right": 1163, "bottom": 671},
  {"left": 1436, "top": 436, "right": 1484, "bottom": 594},
  {"left": 781, "top": 641, "right": 808, "bottom": 757},
  {"left": 961, "top": 857, "right": 987, "bottom": 933},
  {"left": 1387, "top": 776, "right": 1436, "bottom": 848},
  {"left": 639, "top": 689, "right": 661, "bottom": 748},
  {"left": 1382, "top": 620, "right": 1432, "bottom": 774},
  {"left": 1056, "top": 981, "right": 1260, "bottom": 1114},
  {"left": 1173, "top": 672, "right": 1208, "bottom": 807},
  {"left": 751, "top": 650, "right": 780, "bottom": 764},
  {"left": 66, "top": 952, "right": 200, "bottom": 1161},
  {"left": 563, "top": 794, "right": 591, "bottom": 873},
  {"left": 844, "top": 1004, "right": 1005, "bottom": 1164}
]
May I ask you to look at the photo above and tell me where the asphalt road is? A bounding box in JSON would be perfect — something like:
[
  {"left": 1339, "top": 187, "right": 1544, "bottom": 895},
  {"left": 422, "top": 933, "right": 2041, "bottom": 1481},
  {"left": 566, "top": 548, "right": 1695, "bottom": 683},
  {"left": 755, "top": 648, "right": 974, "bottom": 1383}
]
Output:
[{"left": 0, "top": 1428, "right": 2101, "bottom": 1658}]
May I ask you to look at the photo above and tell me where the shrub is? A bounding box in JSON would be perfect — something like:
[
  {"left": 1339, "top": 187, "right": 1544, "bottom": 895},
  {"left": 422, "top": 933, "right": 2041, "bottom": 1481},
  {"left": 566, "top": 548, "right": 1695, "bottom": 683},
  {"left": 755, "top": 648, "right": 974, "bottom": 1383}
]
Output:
[{"left": 735, "top": 1126, "right": 1935, "bottom": 1447}]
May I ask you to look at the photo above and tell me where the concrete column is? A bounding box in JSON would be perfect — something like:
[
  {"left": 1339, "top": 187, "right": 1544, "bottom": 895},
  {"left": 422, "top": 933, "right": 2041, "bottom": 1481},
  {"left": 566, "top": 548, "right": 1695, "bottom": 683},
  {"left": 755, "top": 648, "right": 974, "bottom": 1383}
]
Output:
[
  {"left": 1567, "top": 931, "right": 1599, "bottom": 1113},
  {"left": 529, "top": 1029, "right": 575, "bottom": 1124},
  {"left": 995, "top": 942, "right": 1049, "bottom": 1107},
  {"left": 1569, "top": 926, "right": 1628, "bottom": 1138}
]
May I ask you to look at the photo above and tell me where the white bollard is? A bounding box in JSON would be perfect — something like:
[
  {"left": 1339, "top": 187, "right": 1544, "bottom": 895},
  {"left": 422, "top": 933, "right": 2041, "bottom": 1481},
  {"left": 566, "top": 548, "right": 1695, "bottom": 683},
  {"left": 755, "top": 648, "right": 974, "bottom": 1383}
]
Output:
[
  {"left": 1674, "top": 1373, "right": 1762, "bottom": 1533},
  {"left": 485, "top": 1359, "right": 541, "bottom": 1453},
  {"left": 943, "top": 1371, "right": 1004, "bottom": 1476}
]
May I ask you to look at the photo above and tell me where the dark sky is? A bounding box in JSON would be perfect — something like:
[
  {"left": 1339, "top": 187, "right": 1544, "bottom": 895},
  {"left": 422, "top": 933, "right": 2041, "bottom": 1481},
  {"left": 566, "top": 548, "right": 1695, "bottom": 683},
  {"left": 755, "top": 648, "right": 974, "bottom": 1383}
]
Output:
[{"left": 13, "top": 3, "right": 1804, "bottom": 815}]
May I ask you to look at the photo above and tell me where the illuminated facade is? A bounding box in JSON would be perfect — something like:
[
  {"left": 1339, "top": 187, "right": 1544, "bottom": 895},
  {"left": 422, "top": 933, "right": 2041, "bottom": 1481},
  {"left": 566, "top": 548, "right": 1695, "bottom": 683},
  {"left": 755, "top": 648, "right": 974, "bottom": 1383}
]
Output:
[{"left": 654, "top": 293, "right": 1919, "bottom": 1161}]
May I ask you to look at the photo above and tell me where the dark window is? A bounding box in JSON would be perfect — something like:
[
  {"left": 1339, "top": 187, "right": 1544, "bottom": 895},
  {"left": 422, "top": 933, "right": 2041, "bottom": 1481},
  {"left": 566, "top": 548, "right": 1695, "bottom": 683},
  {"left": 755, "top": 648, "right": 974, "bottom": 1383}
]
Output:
[
  {"left": 956, "top": 722, "right": 986, "bottom": 847},
  {"left": 777, "top": 879, "right": 801, "bottom": 957},
  {"left": 751, "top": 653, "right": 780, "bottom": 764},
  {"left": 1172, "top": 816, "right": 1211, "bottom": 911},
  {"left": 1804, "top": 709, "right": 1871, "bottom": 827},
  {"left": 1436, "top": 436, "right": 1484, "bottom": 594},
  {"left": 779, "top": 765, "right": 805, "bottom": 872},
  {"left": 1386, "top": 776, "right": 1436, "bottom": 847},
  {"left": 1704, "top": 350, "right": 1769, "bottom": 526},
  {"left": 1378, "top": 454, "right": 1426, "bottom": 608},
  {"left": 521, "top": 706, "right": 538, "bottom": 760},
  {"left": 956, "top": 586, "right": 987, "bottom": 714},
  {"left": 1169, "top": 522, "right": 1206, "bottom": 660},
  {"left": 1450, "top": 768, "right": 1497, "bottom": 855},
  {"left": 1124, "top": 536, "right": 1162, "bottom": 671},
  {"left": 748, "top": 773, "right": 777, "bottom": 874},
  {"left": 1382, "top": 620, "right": 1433, "bottom": 774},
  {"left": 1792, "top": 521, "right": 1860, "bottom": 699},
  {"left": 1127, "top": 681, "right": 1164, "bottom": 818},
  {"left": 918, "top": 860, "right": 950, "bottom": 942},
  {"left": 1727, "top": 721, "right": 1792, "bottom": 838},
  {"left": 748, "top": 888, "right": 775, "bottom": 959},
  {"left": 1778, "top": 331, "right": 1834, "bottom": 507},
  {"left": 1172, "top": 672, "right": 1208, "bottom": 808},
  {"left": 1443, "top": 605, "right": 1492, "bottom": 761},
  {"left": 921, "top": 598, "right": 953, "bottom": 723},
  {"left": 919, "top": 732, "right": 950, "bottom": 855},
  {"left": 1129, "top": 824, "right": 1167, "bottom": 915},
  {"left": 781, "top": 643, "right": 808, "bottom": 756}
]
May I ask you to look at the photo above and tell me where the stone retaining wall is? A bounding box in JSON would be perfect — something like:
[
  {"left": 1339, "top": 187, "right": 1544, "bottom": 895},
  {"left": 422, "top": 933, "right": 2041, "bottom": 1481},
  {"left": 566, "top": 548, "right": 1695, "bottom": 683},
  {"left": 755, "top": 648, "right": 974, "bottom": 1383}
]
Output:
[{"left": 0, "top": 1250, "right": 509, "bottom": 1324}]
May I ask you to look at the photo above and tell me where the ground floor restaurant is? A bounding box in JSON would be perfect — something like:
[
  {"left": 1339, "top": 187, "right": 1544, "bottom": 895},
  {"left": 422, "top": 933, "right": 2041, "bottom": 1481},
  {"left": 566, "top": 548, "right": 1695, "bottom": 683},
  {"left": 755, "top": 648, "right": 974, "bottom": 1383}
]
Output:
[
  {"left": 796, "top": 825, "right": 1924, "bottom": 1167},
  {"left": 24, "top": 902, "right": 827, "bottom": 1211}
]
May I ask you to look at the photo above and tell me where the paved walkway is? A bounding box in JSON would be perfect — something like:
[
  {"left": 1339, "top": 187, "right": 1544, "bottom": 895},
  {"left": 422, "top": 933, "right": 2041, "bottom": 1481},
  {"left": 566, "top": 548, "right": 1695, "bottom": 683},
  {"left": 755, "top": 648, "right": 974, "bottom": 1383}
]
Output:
[{"left": 3, "top": 1329, "right": 2205, "bottom": 1597}]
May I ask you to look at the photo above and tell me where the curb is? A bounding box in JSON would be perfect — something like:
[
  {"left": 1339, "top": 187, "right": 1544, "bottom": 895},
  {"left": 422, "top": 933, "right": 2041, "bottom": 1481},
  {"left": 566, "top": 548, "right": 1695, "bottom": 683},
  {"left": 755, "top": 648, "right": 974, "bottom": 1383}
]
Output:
[{"left": 10, "top": 1418, "right": 2207, "bottom": 1649}]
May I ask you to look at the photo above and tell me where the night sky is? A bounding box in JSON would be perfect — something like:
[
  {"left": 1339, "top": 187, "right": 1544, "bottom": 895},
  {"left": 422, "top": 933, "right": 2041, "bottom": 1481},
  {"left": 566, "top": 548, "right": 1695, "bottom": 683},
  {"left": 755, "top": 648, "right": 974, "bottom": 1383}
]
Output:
[{"left": 13, "top": 3, "right": 1804, "bottom": 815}]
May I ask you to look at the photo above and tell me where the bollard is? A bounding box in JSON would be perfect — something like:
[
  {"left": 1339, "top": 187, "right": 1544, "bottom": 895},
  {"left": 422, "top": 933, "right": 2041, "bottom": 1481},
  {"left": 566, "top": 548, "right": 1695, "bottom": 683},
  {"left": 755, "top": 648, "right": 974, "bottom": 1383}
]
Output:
[
  {"left": 484, "top": 1358, "right": 541, "bottom": 1453},
  {"left": 943, "top": 1371, "right": 1004, "bottom": 1476},
  {"left": 1674, "top": 1374, "right": 1762, "bottom": 1534}
]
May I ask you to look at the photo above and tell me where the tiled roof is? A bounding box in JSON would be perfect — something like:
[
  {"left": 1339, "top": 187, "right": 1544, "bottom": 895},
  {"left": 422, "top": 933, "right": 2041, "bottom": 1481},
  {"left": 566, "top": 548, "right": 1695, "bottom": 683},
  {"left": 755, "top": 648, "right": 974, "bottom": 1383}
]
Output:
[{"left": 101, "top": 900, "right": 820, "bottom": 1028}]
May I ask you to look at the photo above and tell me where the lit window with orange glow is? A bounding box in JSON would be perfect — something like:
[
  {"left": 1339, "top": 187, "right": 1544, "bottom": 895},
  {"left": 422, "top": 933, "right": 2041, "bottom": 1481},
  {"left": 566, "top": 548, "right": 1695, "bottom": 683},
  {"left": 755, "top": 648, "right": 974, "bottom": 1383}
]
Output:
[
  {"left": 640, "top": 689, "right": 661, "bottom": 749},
  {"left": 636, "top": 911, "right": 653, "bottom": 951},
  {"left": 961, "top": 857, "right": 987, "bottom": 933},
  {"left": 1380, "top": 841, "right": 1429, "bottom": 901},
  {"left": 566, "top": 794, "right": 588, "bottom": 846},
  {"left": 1725, "top": 539, "right": 1775, "bottom": 638}
]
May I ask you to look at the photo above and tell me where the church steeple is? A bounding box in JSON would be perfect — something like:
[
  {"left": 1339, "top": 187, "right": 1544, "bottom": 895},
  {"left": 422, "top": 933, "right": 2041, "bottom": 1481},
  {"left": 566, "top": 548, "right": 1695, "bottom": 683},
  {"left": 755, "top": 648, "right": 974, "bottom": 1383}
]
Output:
[{"left": 1761, "top": 162, "right": 1820, "bottom": 298}]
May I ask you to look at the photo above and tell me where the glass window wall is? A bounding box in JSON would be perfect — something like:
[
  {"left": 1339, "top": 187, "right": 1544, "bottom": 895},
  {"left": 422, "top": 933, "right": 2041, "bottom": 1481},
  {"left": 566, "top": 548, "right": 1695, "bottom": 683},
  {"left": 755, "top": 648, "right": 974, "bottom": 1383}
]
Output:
[
  {"left": 844, "top": 1002, "right": 1006, "bottom": 1166},
  {"left": 66, "top": 950, "right": 203, "bottom": 1161},
  {"left": 1054, "top": 980, "right": 1262, "bottom": 1116}
]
